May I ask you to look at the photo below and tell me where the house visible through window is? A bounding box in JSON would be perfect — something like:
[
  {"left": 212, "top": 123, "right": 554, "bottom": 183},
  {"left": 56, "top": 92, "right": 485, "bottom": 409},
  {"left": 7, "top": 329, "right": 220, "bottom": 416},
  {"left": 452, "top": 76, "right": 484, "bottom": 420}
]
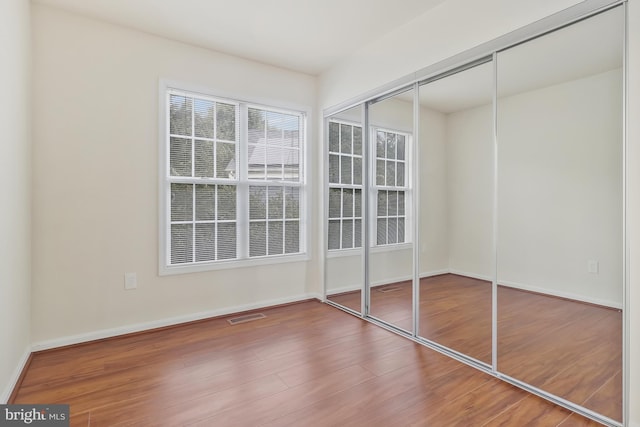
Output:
[
  {"left": 163, "top": 88, "right": 305, "bottom": 271},
  {"left": 327, "top": 120, "right": 410, "bottom": 251}
]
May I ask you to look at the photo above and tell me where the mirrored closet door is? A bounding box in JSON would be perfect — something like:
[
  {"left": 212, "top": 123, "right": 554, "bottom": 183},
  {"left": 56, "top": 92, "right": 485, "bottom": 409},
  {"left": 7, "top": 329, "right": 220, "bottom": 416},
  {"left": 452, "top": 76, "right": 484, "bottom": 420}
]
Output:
[
  {"left": 366, "top": 88, "right": 415, "bottom": 333},
  {"left": 496, "top": 5, "right": 624, "bottom": 423},
  {"left": 325, "top": 104, "right": 365, "bottom": 314},
  {"left": 418, "top": 60, "right": 494, "bottom": 365}
]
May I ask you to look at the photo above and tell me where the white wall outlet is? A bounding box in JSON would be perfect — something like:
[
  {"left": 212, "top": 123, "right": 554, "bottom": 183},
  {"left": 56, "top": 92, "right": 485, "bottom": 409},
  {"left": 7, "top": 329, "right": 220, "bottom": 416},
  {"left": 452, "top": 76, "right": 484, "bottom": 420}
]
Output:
[
  {"left": 124, "top": 272, "right": 137, "bottom": 290},
  {"left": 588, "top": 260, "right": 599, "bottom": 274}
]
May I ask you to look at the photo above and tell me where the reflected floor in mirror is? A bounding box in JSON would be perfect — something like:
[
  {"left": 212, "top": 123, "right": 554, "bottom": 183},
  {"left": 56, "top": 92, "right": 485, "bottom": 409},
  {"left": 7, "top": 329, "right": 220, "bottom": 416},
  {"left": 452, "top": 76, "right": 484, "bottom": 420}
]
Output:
[{"left": 327, "top": 273, "right": 621, "bottom": 421}]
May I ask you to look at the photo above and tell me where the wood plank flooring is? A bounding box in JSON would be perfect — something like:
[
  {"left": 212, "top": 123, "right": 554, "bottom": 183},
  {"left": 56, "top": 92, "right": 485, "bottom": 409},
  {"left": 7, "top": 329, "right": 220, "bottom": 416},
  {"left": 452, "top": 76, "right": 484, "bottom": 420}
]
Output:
[
  {"left": 327, "top": 273, "right": 622, "bottom": 422},
  {"left": 12, "top": 299, "right": 602, "bottom": 426}
]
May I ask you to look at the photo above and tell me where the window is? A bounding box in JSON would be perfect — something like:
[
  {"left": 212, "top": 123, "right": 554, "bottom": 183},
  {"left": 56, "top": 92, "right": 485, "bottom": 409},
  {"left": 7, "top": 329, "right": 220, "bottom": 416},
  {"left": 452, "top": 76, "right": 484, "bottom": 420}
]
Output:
[
  {"left": 328, "top": 121, "right": 363, "bottom": 250},
  {"left": 374, "top": 129, "right": 408, "bottom": 246},
  {"left": 327, "top": 121, "right": 410, "bottom": 251},
  {"left": 162, "top": 87, "right": 306, "bottom": 272}
]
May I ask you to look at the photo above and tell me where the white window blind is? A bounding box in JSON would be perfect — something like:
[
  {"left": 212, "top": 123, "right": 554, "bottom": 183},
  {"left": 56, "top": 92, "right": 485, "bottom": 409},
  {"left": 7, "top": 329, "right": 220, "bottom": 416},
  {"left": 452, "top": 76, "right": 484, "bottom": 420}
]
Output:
[{"left": 164, "top": 88, "right": 305, "bottom": 271}]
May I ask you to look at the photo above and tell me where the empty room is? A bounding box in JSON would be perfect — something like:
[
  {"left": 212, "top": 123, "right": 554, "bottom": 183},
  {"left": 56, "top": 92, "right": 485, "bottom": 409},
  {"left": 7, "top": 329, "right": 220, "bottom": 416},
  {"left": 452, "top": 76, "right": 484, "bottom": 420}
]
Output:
[{"left": 1, "top": 0, "right": 639, "bottom": 426}]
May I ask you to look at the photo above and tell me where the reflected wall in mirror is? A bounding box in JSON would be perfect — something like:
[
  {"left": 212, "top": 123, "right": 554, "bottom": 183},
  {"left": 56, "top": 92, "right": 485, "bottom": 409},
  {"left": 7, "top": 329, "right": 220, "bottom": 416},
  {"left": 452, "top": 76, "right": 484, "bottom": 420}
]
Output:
[
  {"left": 367, "top": 89, "right": 415, "bottom": 332},
  {"left": 417, "top": 61, "right": 494, "bottom": 364},
  {"left": 496, "top": 6, "right": 623, "bottom": 422},
  {"left": 325, "top": 104, "right": 364, "bottom": 313}
]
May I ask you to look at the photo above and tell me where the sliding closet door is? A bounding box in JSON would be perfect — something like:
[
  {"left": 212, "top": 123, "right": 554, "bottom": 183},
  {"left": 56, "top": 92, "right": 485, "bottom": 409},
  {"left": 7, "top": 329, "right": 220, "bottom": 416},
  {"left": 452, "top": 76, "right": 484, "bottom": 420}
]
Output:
[
  {"left": 417, "top": 61, "right": 494, "bottom": 364},
  {"left": 496, "top": 6, "right": 624, "bottom": 422},
  {"left": 325, "top": 104, "right": 365, "bottom": 314},
  {"left": 366, "top": 88, "right": 415, "bottom": 332}
]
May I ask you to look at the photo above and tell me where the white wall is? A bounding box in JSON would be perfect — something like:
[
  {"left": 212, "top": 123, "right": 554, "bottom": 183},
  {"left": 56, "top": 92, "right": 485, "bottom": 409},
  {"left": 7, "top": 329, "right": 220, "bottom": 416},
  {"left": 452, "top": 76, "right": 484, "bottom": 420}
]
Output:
[
  {"left": 0, "top": 0, "right": 31, "bottom": 403},
  {"left": 445, "top": 103, "right": 494, "bottom": 279},
  {"left": 497, "top": 69, "right": 623, "bottom": 307},
  {"left": 31, "top": 5, "right": 317, "bottom": 346}
]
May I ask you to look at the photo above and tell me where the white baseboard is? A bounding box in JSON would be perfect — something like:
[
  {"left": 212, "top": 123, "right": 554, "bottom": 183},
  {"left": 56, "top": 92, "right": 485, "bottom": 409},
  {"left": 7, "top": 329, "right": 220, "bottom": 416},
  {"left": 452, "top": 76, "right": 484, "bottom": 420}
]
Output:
[
  {"left": 448, "top": 269, "right": 492, "bottom": 282},
  {"left": 1, "top": 346, "right": 31, "bottom": 404},
  {"left": 31, "top": 293, "right": 321, "bottom": 352},
  {"left": 420, "top": 269, "right": 450, "bottom": 279},
  {"left": 499, "top": 279, "right": 622, "bottom": 310}
]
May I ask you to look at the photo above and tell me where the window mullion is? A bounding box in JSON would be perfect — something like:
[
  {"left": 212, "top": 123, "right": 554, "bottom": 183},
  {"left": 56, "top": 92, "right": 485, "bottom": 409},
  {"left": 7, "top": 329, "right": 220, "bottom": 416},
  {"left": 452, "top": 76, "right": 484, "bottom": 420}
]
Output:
[{"left": 238, "top": 103, "right": 249, "bottom": 260}]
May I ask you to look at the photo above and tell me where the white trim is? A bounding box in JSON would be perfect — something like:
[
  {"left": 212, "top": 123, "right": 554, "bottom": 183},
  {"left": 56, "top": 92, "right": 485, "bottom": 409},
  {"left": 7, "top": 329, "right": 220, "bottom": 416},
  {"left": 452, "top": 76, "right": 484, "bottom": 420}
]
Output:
[
  {"left": 420, "top": 269, "right": 450, "bottom": 278},
  {"left": 1, "top": 346, "right": 31, "bottom": 404},
  {"left": 161, "top": 252, "right": 310, "bottom": 276},
  {"left": 31, "top": 293, "right": 321, "bottom": 352},
  {"left": 499, "top": 279, "right": 623, "bottom": 310},
  {"left": 448, "top": 269, "right": 493, "bottom": 282},
  {"left": 326, "top": 269, "right": 449, "bottom": 296}
]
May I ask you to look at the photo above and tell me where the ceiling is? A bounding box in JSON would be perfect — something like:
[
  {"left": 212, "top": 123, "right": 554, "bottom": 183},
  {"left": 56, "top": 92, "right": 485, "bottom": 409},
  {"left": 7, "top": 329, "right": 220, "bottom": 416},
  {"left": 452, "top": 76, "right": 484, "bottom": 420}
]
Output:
[{"left": 34, "top": 0, "right": 447, "bottom": 75}]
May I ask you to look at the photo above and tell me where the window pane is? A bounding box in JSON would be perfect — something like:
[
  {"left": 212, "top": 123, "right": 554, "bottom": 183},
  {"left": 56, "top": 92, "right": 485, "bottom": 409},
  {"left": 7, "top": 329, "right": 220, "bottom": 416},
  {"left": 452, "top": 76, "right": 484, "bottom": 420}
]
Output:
[
  {"left": 285, "top": 221, "right": 299, "bottom": 254},
  {"left": 341, "top": 156, "right": 352, "bottom": 185},
  {"left": 248, "top": 108, "right": 265, "bottom": 137},
  {"left": 389, "top": 191, "right": 398, "bottom": 216},
  {"left": 268, "top": 221, "right": 284, "bottom": 255},
  {"left": 216, "top": 142, "right": 236, "bottom": 179},
  {"left": 249, "top": 186, "right": 266, "bottom": 220},
  {"left": 195, "top": 140, "right": 214, "bottom": 178},
  {"left": 329, "top": 188, "right": 341, "bottom": 218},
  {"left": 377, "top": 219, "right": 387, "bottom": 245},
  {"left": 218, "top": 223, "right": 237, "bottom": 260},
  {"left": 354, "top": 189, "right": 362, "bottom": 217},
  {"left": 340, "top": 124, "right": 352, "bottom": 154},
  {"left": 377, "top": 190, "right": 387, "bottom": 217},
  {"left": 268, "top": 187, "right": 284, "bottom": 219},
  {"left": 398, "top": 218, "right": 405, "bottom": 243},
  {"left": 170, "top": 95, "right": 192, "bottom": 136},
  {"left": 170, "top": 137, "right": 192, "bottom": 177},
  {"left": 376, "top": 159, "right": 385, "bottom": 185},
  {"left": 328, "top": 220, "right": 341, "bottom": 250},
  {"left": 194, "top": 98, "right": 214, "bottom": 139},
  {"left": 353, "top": 157, "right": 362, "bottom": 185},
  {"left": 397, "top": 162, "right": 405, "bottom": 187},
  {"left": 386, "top": 133, "right": 396, "bottom": 159},
  {"left": 249, "top": 222, "right": 267, "bottom": 257},
  {"left": 329, "top": 122, "right": 339, "bottom": 152},
  {"left": 217, "top": 185, "right": 236, "bottom": 220},
  {"left": 343, "top": 189, "right": 353, "bottom": 218},
  {"left": 267, "top": 111, "right": 299, "bottom": 148},
  {"left": 285, "top": 187, "right": 300, "bottom": 219},
  {"left": 217, "top": 103, "right": 236, "bottom": 141},
  {"left": 376, "top": 131, "right": 385, "bottom": 158},
  {"left": 171, "top": 184, "right": 192, "bottom": 221},
  {"left": 388, "top": 218, "right": 398, "bottom": 244},
  {"left": 329, "top": 154, "right": 340, "bottom": 183},
  {"left": 195, "top": 223, "right": 215, "bottom": 262},
  {"left": 171, "top": 224, "right": 193, "bottom": 264},
  {"left": 195, "top": 184, "right": 215, "bottom": 221},
  {"left": 283, "top": 148, "right": 300, "bottom": 181},
  {"left": 353, "top": 127, "right": 362, "bottom": 155},
  {"left": 342, "top": 220, "right": 353, "bottom": 249},
  {"left": 354, "top": 219, "right": 362, "bottom": 247},
  {"left": 397, "top": 135, "right": 406, "bottom": 160},
  {"left": 386, "top": 161, "right": 396, "bottom": 186},
  {"left": 266, "top": 144, "right": 284, "bottom": 181},
  {"left": 398, "top": 191, "right": 405, "bottom": 215}
]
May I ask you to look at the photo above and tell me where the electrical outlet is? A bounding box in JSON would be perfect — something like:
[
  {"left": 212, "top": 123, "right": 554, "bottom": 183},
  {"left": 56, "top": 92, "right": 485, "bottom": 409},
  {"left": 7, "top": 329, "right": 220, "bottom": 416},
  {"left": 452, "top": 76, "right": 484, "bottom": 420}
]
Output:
[
  {"left": 124, "top": 272, "right": 137, "bottom": 290},
  {"left": 587, "top": 260, "right": 599, "bottom": 274}
]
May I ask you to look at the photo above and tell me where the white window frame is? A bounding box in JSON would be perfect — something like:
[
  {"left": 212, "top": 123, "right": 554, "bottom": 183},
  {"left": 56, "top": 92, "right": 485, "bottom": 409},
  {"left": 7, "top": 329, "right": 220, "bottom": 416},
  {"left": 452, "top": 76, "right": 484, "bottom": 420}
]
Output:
[
  {"left": 159, "top": 81, "right": 309, "bottom": 275},
  {"left": 370, "top": 126, "right": 412, "bottom": 250}
]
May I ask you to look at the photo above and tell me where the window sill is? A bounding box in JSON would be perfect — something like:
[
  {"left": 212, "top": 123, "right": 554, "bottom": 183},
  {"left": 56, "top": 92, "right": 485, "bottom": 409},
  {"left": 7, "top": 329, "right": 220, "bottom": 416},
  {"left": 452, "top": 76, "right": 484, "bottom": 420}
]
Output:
[
  {"left": 159, "top": 252, "right": 310, "bottom": 276},
  {"left": 327, "top": 242, "right": 412, "bottom": 258}
]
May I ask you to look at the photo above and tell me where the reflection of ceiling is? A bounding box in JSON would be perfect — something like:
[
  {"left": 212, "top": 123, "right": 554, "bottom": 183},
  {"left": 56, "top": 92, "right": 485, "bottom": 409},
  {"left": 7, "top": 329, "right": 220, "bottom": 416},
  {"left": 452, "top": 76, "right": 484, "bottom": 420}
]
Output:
[{"left": 416, "top": 6, "right": 623, "bottom": 114}]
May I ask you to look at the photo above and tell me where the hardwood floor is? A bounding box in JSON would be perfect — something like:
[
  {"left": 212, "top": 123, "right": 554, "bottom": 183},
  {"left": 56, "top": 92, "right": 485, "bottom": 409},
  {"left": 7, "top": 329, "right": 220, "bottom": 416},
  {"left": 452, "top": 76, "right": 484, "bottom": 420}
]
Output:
[
  {"left": 327, "top": 274, "right": 622, "bottom": 422},
  {"left": 12, "top": 300, "right": 600, "bottom": 426}
]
